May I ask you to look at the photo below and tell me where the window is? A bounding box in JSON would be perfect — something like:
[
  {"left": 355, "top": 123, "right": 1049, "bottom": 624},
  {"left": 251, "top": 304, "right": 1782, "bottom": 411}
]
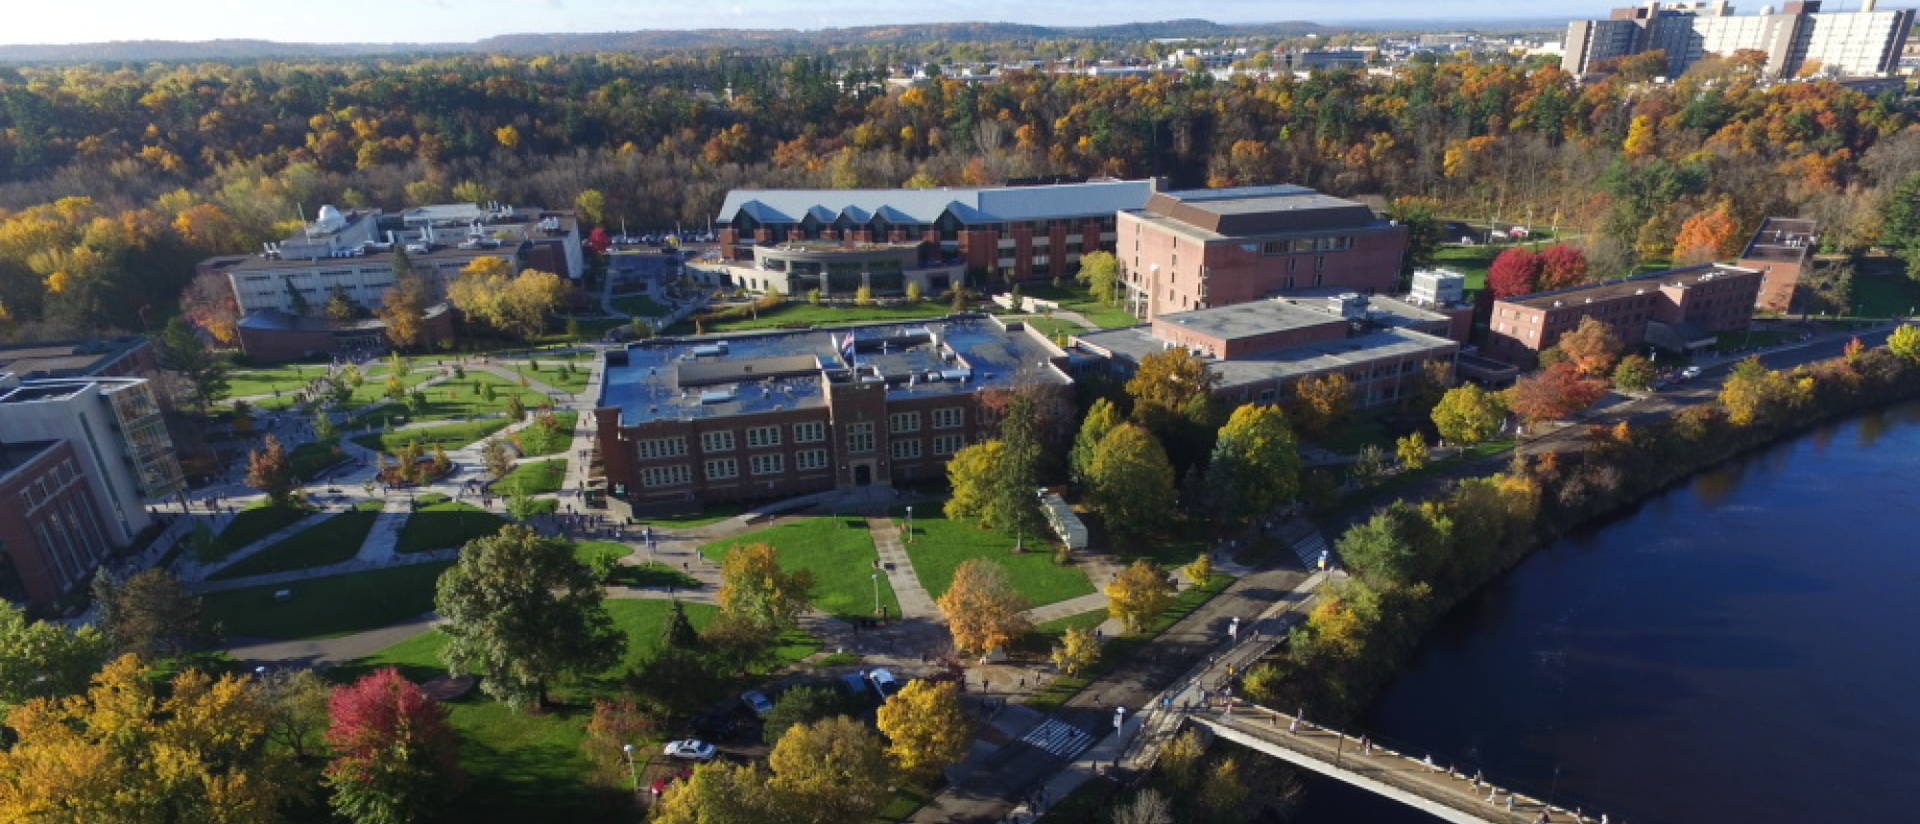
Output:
[
  {"left": 889, "top": 412, "right": 921, "bottom": 433},
  {"left": 796, "top": 449, "right": 830, "bottom": 471},
  {"left": 1257, "top": 388, "right": 1277, "bottom": 403},
  {"left": 704, "top": 458, "right": 738, "bottom": 480},
  {"left": 638, "top": 437, "right": 686, "bottom": 459},
  {"left": 933, "top": 434, "right": 966, "bottom": 456},
  {"left": 847, "top": 422, "right": 875, "bottom": 453},
  {"left": 641, "top": 465, "right": 691, "bottom": 487},
  {"left": 750, "top": 453, "right": 785, "bottom": 475},
  {"left": 747, "top": 425, "right": 781, "bottom": 448},
  {"left": 793, "top": 421, "right": 826, "bottom": 443},
  {"left": 932, "top": 407, "right": 964, "bottom": 429},
  {"left": 891, "top": 439, "right": 922, "bottom": 460},
  {"left": 701, "top": 430, "right": 735, "bottom": 452}
]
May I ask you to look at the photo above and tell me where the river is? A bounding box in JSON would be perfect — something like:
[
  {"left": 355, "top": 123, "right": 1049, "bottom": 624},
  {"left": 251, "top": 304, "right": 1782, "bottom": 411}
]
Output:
[{"left": 1296, "top": 400, "right": 1920, "bottom": 824}]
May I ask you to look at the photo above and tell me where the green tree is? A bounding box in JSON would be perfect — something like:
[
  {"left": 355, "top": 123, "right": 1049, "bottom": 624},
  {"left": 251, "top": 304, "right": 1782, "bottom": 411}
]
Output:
[
  {"left": 1879, "top": 173, "right": 1920, "bottom": 279},
  {"left": 1202, "top": 403, "right": 1301, "bottom": 523},
  {"left": 1069, "top": 397, "right": 1122, "bottom": 486},
  {"left": 313, "top": 409, "right": 338, "bottom": 443},
  {"left": 1199, "top": 757, "right": 1250, "bottom": 820},
  {"left": 1335, "top": 500, "right": 1448, "bottom": 587},
  {"left": 1087, "top": 423, "right": 1177, "bottom": 536},
  {"left": 1076, "top": 250, "right": 1121, "bottom": 305},
  {"left": 1431, "top": 383, "right": 1507, "bottom": 446},
  {"left": 761, "top": 685, "right": 848, "bottom": 745},
  {"left": 716, "top": 542, "right": 814, "bottom": 633},
  {"left": 1385, "top": 196, "right": 1442, "bottom": 274},
  {"left": 1125, "top": 348, "right": 1220, "bottom": 438},
  {"left": 93, "top": 568, "right": 214, "bottom": 658},
  {"left": 906, "top": 281, "right": 924, "bottom": 302},
  {"left": 158, "top": 316, "right": 228, "bottom": 412},
  {"left": 434, "top": 525, "right": 622, "bottom": 709},
  {"left": 1890, "top": 324, "right": 1920, "bottom": 361},
  {"left": 1612, "top": 353, "right": 1657, "bottom": 390},
  {"left": 0, "top": 601, "right": 109, "bottom": 708},
  {"left": 663, "top": 598, "right": 702, "bottom": 650},
  {"left": 1051, "top": 625, "right": 1100, "bottom": 677},
  {"left": 1105, "top": 559, "right": 1175, "bottom": 634},
  {"left": 505, "top": 394, "right": 527, "bottom": 421}
]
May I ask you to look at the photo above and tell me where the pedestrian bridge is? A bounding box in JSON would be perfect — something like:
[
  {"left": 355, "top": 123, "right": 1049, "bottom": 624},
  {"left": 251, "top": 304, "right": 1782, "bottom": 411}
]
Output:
[{"left": 1187, "top": 705, "right": 1607, "bottom": 824}]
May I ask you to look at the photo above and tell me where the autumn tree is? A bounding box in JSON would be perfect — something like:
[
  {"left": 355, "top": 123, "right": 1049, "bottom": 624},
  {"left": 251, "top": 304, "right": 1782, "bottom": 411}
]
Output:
[
  {"left": 1076, "top": 250, "right": 1121, "bottom": 305},
  {"left": 1889, "top": 324, "right": 1920, "bottom": 361},
  {"left": 876, "top": 679, "right": 971, "bottom": 781},
  {"left": 182, "top": 269, "right": 242, "bottom": 345},
  {"left": 255, "top": 668, "right": 332, "bottom": 763},
  {"left": 574, "top": 188, "right": 607, "bottom": 226},
  {"left": 1505, "top": 362, "right": 1608, "bottom": 427},
  {"left": 1125, "top": 347, "right": 1220, "bottom": 439},
  {"left": 1557, "top": 316, "right": 1625, "bottom": 376},
  {"left": 936, "top": 558, "right": 1031, "bottom": 656},
  {"left": 0, "top": 602, "right": 108, "bottom": 708},
  {"left": 1051, "top": 625, "right": 1100, "bottom": 677},
  {"left": 769, "top": 716, "right": 894, "bottom": 824},
  {"left": 246, "top": 433, "right": 297, "bottom": 506},
  {"left": 376, "top": 252, "right": 432, "bottom": 350},
  {"left": 158, "top": 316, "right": 228, "bottom": 412},
  {"left": 434, "top": 525, "right": 622, "bottom": 709},
  {"left": 654, "top": 761, "right": 780, "bottom": 824},
  {"left": 1203, "top": 403, "right": 1301, "bottom": 523},
  {"left": 323, "top": 668, "right": 462, "bottom": 824},
  {"left": 761, "top": 685, "right": 847, "bottom": 746},
  {"left": 1087, "top": 422, "right": 1177, "bottom": 536},
  {"left": 1488, "top": 246, "right": 1543, "bottom": 299},
  {"left": 716, "top": 542, "right": 814, "bottom": 632},
  {"left": 0, "top": 655, "right": 295, "bottom": 823},
  {"left": 1673, "top": 200, "right": 1742, "bottom": 265},
  {"left": 1879, "top": 175, "right": 1920, "bottom": 278},
  {"left": 1106, "top": 560, "right": 1175, "bottom": 634},
  {"left": 1200, "top": 757, "right": 1251, "bottom": 820},
  {"left": 1395, "top": 431, "right": 1431, "bottom": 469},
  {"left": 1431, "top": 383, "right": 1507, "bottom": 446},
  {"left": 1385, "top": 196, "right": 1442, "bottom": 274},
  {"left": 1292, "top": 372, "right": 1353, "bottom": 435},
  {"left": 1536, "top": 243, "right": 1590, "bottom": 291},
  {"left": 1612, "top": 353, "right": 1657, "bottom": 390},
  {"left": 1718, "top": 356, "right": 1809, "bottom": 426},
  {"left": 448, "top": 257, "right": 569, "bottom": 338},
  {"left": 1069, "top": 396, "right": 1122, "bottom": 486},
  {"left": 92, "top": 567, "right": 214, "bottom": 658}
]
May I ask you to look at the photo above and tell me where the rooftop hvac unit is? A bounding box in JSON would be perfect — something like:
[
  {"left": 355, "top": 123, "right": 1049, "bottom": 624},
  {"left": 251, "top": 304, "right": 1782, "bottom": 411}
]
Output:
[{"left": 699, "top": 389, "right": 735, "bottom": 404}]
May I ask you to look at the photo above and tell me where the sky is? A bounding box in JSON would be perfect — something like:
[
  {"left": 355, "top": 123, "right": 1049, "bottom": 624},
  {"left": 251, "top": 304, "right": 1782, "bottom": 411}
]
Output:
[{"left": 5, "top": 0, "right": 1614, "bottom": 45}]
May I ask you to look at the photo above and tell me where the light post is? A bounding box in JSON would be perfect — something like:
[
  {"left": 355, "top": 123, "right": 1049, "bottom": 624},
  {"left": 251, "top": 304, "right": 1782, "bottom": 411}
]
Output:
[
  {"left": 905, "top": 505, "right": 913, "bottom": 543},
  {"left": 622, "top": 743, "right": 639, "bottom": 796},
  {"left": 871, "top": 572, "right": 882, "bottom": 615}
]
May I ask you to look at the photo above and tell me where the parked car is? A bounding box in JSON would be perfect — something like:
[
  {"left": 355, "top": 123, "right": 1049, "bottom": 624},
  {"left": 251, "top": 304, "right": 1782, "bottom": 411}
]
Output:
[
  {"left": 691, "top": 712, "right": 739, "bottom": 742},
  {"left": 867, "top": 668, "right": 902, "bottom": 700},
  {"left": 1679, "top": 365, "right": 1703, "bottom": 381},
  {"left": 839, "top": 672, "right": 873, "bottom": 702},
  {"left": 663, "top": 739, "right": 718, "bottom": 761},
  {"left": 650, "top": 768, "right": 694, "bottom": 797},
  {"left": 741, "top": 690, "right": 775, "bottom": 718}
]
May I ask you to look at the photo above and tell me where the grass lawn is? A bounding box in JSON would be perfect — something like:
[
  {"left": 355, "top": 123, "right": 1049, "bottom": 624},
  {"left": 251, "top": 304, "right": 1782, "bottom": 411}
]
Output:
[
  {"left": 495, "top": 458, "right": 567, "bottom": 495},
  {"left": 1023, "top": 573, "right": 1234, "bottom": 712},
  {"left": 221, "top": 364, "right": 330, "bottom": 401},
  {"left": 511, "top": 411, "right": 577, "bottom": 457},
  {"left": 1020, "top": 283, "right": 1137, "bottom": 329},
  {"left": 1433, "top": 245, "right": 1497, "bottom": 293},
  {"left": 345, "top": 365, "right": 440, "bottom": 407},
  {"left": 204, "top": 561, "right": 453, "bottom": 640},
  {"left": 208, "top": 502, "right": 314, "bottom": 560},
  {"left": 363, "top": 371, "right": 555, "bottom": 425},
  {"left": 352, "top": 418, "right": 511, "bottom": 453},
  {"left": 208, "top": 501, "right": 385, "bottom": 581},
  {"left": 896, "top": 512, "right": 1093, "bottom": 607},
  {"left": 289, "top": 439, "right": 349, "bottom": 481},
  {"left": 699, "top": 517, "right": 901, "bottom": 620},
  {"left": 1850, "top": 270, "right": 1920, "bottom": 319},
  {"left": 514, "top": 359, "right": 592, "bottom": 393},
  {"left": 396, "top": 493, "right": 509, "bottom": 554},
  {"left": 1019, "top": 315, "right": 1085, "bottom": 340},
  {"left": 1311, "top": 412, "right": 1396, "bottom": 456},
  {"left": 573, "top": 541, "right": 704, "bottom": 589},
  {"left": 612, "top": 294, "right": 672, "bottom": 317},
  {"left": 339, "top": 598, "right": 820, "bottom": 823},
  {"left": 682, "top": 300, "right": 953, "bottom": 333}
]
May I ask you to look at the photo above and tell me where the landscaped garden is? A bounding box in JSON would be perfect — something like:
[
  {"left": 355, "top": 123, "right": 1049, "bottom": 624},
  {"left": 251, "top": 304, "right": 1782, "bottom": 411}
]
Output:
[
  {"left": 513, "top": 358, "right": 592, "bottom": 393},
  {"left": 612, "top": 293, "right": 672, "bottom": 318},
  {"left": 289, "top": 439, "right": 349, "bottom": 480},
  {"left": 208, "top": 501, "right": 385, "bottom": 581},
  {"left": 358, "top": 370, "right": 555, "bottom": 425},
  {"left": 203, "top": 560, "right": 455, "bottom": 640},
  {"left": 511, "top": 411, "right": 577, "bottom": 456},
  {"left": 495, "top": 458, "right": 567, "bottom": 495},
  {"left": 1017, "top": 283, "right": 1137, "bottom": 329},
  {"left": 700, "top": 517, "right": 901, "bottom": 620},
  {"left": 895, "top": 511, "right": 1093, "bottom": 607},
  {"left": 677, "top": 299, "right": 954, "bottom": 334},
  {"left": 395, "top": 493, "right": 508, "bottom": 554},
  {"left": 351, "top": 418, "right": 511, "bottom": 452}
]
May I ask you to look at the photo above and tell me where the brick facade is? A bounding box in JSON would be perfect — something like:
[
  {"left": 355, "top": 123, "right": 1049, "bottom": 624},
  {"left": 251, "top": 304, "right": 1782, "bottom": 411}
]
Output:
[
  {"left": 1486, "top": 264, "right": 1761, "bottom": 368},
  {"left": 0, "top": 441, "right": 115, "bottom": 610}
]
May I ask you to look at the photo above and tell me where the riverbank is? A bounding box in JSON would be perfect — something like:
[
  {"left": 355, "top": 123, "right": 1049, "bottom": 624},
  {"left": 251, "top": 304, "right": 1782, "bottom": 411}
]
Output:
[{"left": 1248, "top": 339, "right": 1920, "bottom": 725}]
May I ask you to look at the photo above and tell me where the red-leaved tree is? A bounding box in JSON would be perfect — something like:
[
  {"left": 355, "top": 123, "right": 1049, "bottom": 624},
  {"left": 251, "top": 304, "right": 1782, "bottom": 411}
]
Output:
[
  {"left": 1505, "top": 362, "right": 1609, "bottom": 428},
  {"left": 1488, "top": 247, "right": 1543, "bottom": 299},
  {"left": 586, "top": 226, "right": 613, "bottom": 255},
  {"left": 323, "top": 668, "right": 463, "bottom": 824},
  {"left": 1536, "top": 243, "right": 1590, "bottom": 291}
]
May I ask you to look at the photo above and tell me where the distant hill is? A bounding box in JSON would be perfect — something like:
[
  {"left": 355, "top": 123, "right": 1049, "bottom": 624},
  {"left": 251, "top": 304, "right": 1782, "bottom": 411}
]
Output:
[{"left": 0, "top": 20, "right": 1341, "bottom": 63}]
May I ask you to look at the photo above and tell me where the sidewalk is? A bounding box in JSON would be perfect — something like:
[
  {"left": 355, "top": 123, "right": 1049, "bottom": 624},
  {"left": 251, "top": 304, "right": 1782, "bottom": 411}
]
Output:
[{"left": 870, "top": 516, "right": 941, "bottom": 620}]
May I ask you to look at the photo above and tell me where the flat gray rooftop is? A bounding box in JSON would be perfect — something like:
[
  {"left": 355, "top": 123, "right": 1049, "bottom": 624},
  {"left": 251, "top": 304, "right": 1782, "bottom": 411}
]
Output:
[
  {"left": 1156, "top": 299, "right": 1347, "bottom": 341},
  {"left": 1077, "top": 324, "right": 1457, "bottom": 389},
  {"left": 599, "top": 315, "right": 1068, "bottom": 425}
]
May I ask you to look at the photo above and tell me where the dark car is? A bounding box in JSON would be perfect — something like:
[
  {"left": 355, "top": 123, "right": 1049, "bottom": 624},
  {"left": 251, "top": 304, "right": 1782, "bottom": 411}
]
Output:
[{"left": 691, "top": 712, "right": 739, "bottom": 741}]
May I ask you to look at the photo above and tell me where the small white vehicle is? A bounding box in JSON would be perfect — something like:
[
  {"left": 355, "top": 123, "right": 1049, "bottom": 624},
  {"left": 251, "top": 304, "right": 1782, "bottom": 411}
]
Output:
[
  {"left": 1679, "top": 366, "right": 1703, "bottom": 381},
  {"left": 663, "top": 739, "right": 718, "bottom": 761}
]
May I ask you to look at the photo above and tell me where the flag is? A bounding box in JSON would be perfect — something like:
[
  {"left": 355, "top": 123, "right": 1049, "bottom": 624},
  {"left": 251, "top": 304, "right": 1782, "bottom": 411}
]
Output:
[{"left": 840, "top": 331, "right": 856, "bottom": 363}]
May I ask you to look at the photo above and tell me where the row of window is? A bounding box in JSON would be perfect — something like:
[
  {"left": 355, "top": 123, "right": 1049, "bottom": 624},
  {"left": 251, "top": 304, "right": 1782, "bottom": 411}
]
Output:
[
  {"left": 637, "top": 412, "right": 966, "bottom": 461},
  {"left": 1262, "top": 236, "right": 1354, "bottom": 255},
  {"left": 638, "top": 436, "right": 968, "bottom": 489},
  {"left": 16, "top": 458, "right": 81, "bottom": 511}
]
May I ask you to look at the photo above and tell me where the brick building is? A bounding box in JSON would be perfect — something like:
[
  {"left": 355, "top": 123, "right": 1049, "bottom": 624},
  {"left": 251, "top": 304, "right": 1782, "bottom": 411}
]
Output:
[
  {"left": 713, "top": 180, "right": 1152, "bottom": 282},
  {"left": 235, "top": 302, "right": 456, "bottom": 364},
  {"left": 1738, "top": 217, "right": 1818, "bottom": 313},
  {"left": 595, "top": 315, "right": 1070, "bottom": 515},
  {"left": 1485, "top": 264, "right": 1763, "bottom": 368},
  {"left": 0, "top": 440, "right": 116, "bottom": 611},
  {"left": 1072, "top": 293, "right": 1459, "bottom": 410},
  {"left": 1115, "top": 185, "right": 1409, "bottom": 321}
]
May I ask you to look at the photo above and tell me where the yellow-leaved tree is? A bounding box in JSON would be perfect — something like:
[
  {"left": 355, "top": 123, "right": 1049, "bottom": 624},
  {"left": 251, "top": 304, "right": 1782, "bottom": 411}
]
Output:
[
  {"left": 876, "top": 679, "right": 972, "bottom": 781},
  {"left": 1105, "top": 559, "right": 1175, "bottom": 634},
  {"left": 768, "top": 716, "right": 893, "bottom": 824}
]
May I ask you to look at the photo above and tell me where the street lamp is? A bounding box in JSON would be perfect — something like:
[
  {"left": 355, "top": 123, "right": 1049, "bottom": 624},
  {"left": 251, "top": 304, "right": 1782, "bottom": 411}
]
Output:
[
  {"left": 622, "top": 743, "right": 638, "bottom": 795},
  {"left": 905, "top": 505, "right": 913, "bottom": 543},
  {"left": 871, "top": 572, "right": 882, "bottom": 615}
]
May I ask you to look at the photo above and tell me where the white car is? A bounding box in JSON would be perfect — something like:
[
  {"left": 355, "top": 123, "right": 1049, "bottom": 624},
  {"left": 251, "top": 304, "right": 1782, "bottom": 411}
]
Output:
[
  {"left": 663, "top": 739, "right": 718, "bottom": 761},
  {"left": 867, "top": 668, "right": 902, "bottom": 700},
  {"left": 1679, "top": 365, "right": 1703, "bottom": 381}
]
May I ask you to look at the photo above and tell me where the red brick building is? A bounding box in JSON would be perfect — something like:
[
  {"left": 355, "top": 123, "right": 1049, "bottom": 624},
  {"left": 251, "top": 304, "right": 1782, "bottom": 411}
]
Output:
[
  {"left": 0, "top": 440, "right": 116, "bottom": 610},
  {"left": 1116, "top": 185, "right": 1409, "bottom": 321},
  {"left": 595, "top": 316, "right": 1070, "bottom": 516},
  {"left": 1737, "top": 217, "right": 1818, "bottom": 313},
  {"left": 1485, "top": 264, "right": 1762, "bottom": 367},
  {"left": 234, "top": 302, "right": 455, "bottom": 363},
  {"left": 714, "top": 180, "right": 1152, "bottom": 283}
]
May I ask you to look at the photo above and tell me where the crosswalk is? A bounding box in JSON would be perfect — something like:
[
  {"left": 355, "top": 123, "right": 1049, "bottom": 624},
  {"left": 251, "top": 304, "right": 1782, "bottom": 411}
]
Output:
[{"left": 1020, "top": 719, "right": 1095, "bottom": 759}]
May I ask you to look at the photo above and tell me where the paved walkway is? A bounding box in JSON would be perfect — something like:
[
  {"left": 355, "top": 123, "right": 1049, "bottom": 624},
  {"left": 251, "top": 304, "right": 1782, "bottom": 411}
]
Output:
[
  {"left": 173, "top": 509, "right": 333, "bottom": 583},
  {"left": 869, "top": 516, "right": 941, "bottom": 620}
]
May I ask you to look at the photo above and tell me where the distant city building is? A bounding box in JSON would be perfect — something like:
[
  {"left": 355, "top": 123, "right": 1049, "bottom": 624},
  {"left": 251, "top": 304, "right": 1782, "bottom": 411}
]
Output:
[
  {"left": 594, "top": 315, "right": 1069, "bottom": 515},
  {"left": 1282, "top": 49, "right": 1372, "bottom": 71},
  {"left": 0, "top": 372, "right": 182, "bottom": 610},
  {"left": 1116, "top": 185, "right": 1409, "bottom": 321},
  {"left": 713, "top": 180, "right": 1152, "bottom": 282},
  {"left": 1072, "top": 293, "right": 1460, "bottom": 410},
  {"left": 1563, "top": 1, "right": 1913, "bottom": 79},
  {"left": 1738, "top": 217, "right": 1819, "bottom": 312},
  {"left": 1485, "top": 263, "right": 1762, "bottom": 367}
]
